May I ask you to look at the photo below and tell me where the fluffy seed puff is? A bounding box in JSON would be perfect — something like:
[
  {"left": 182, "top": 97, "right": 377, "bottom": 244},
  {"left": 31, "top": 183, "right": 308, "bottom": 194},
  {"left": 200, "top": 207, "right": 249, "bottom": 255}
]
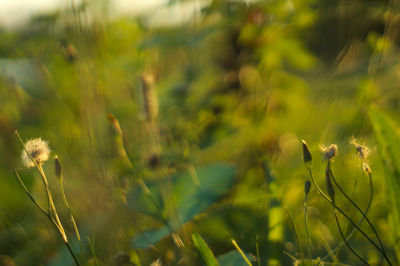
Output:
[
  {"left": 320, "top": 144, "right": 338, "bottom": 160},
  {"left": 350, "top": 137, "right": 370, "bottom": 161},
  {"left": 21, "top": 138, "right": 51, "bottom": 168}
]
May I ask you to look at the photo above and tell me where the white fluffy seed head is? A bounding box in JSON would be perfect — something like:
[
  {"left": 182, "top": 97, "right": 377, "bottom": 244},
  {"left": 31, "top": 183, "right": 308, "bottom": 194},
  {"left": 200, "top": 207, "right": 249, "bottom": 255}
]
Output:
[
  {"left": 320, "top": 144, "right": 338, "bottom": 160},
  {"left": 21, "top": 138, "right": 50, "bottom": 168}
]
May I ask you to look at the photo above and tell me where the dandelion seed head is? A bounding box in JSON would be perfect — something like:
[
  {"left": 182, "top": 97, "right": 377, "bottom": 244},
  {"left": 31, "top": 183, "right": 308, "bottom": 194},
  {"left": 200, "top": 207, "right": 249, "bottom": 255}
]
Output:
[
  {"left": 320, "top": 144, "right": 338, "bottom": 160},
  {"left": 21, "top": 138, "right": 50, "bottom": 168},
  {"left": 350, "top": 137, "right": 370, "bottom": 161}
]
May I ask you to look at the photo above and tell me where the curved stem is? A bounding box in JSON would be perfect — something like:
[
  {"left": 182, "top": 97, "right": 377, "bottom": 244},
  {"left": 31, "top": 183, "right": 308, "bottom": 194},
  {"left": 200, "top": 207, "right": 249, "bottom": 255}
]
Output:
[
  {"left": 65, "top": 241, "right": 81, "bottom": 266},
  {"left": 333, "top": 205, "right": 370, "bottom": 265},
  {"left": 15, "top": 170, "right": 48, "bottom": 216},
  {"left": 329, "top": 169, "right": 390, "bottom": 265},
  {"left": 284, "top": 206, "right": 303, "bottom": 259},
  {"left": 323, "top": 172, "right": 373, "bottom": 261},
  {"left": 59, "top": 175, "right": 82, "bottom": 247},
  {"left": 305, "top": 166, "right": 387, "bottom": 259},
  {"left": 37, "top": 164, "right": 67, "bottom": 241}
]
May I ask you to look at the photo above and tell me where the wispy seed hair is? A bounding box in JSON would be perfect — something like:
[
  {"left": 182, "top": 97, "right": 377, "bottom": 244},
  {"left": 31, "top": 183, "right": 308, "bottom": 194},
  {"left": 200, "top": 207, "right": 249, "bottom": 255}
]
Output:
[
  {"left": 320, "top": 144, "right": 338, "bottom": 160},
  {"left": 21, "top": 138, "right": 50, "bottom": 168}
]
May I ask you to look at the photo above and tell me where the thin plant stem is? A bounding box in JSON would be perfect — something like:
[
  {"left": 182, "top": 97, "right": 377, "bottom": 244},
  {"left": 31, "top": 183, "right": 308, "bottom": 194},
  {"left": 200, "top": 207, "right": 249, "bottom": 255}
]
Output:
[
  {"left": 304, "top": 193, "right": 311, "bottom": 262},
  {"left": 38, "top": 164, "right": 80, "bottom": 266},
  {"left": 232, "top": 239, "right": 252, "bottom": 266},
  {"left": 65, "top": 241, "right": 81, "bottom": 266},
  {"left": 256, "top": 234, "right": 261, "bottom": 266},
  {"left": 15, "top": 170, "right": 80, "bottom": 266},
  {"left": 15, "top": 131, "right": 80, "bottom": 266},
  {"left": 332, "top": 203, "right": 370, "bottom": 265},
  {"left": 329, "top": 167, "right": 390, "bottom": 264},
  {"left": 15, "top": 170, "right": 48, "bottom": 216},
  {"left": 37, "top": 164, "right": 67, "bottom": 241},
  {"left": 59, "top": 170, "right": 82, "bottom": 247},
  {"left": 15, "top": 130, "right": 50, "bottom": 212},
  {"left": 284, "top": 206, "right": 303, "bottom": 259},
  {"left": 305, "top": 165, "right": 388, "bottom": 261},
  {"left": 322, "top": 171, "right": 373, "bottom": 261}
]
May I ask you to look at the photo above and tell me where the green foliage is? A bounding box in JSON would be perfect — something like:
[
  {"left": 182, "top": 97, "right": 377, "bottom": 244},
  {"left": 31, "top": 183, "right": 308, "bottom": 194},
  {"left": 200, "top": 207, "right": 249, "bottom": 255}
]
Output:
[
  {"left": 129, "top": 163, "right": 236, "bottom": 248},
  {"left": 1, "top": 0, "right": 400, "bottom": 265},
  {"left": 216, "top": 250, "right": 252, "bottom": 266},
  {"left": 369, "top": 107, "right": 400, "bottom": 254},
  {"left": 192, "top": 232, "right": 219, "bottom": 266}
]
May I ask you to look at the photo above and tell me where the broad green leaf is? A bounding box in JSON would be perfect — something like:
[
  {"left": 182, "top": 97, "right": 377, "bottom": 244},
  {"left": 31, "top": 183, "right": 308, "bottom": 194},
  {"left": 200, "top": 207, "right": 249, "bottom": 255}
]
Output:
[
  {"left": 48, "top": 230, "right": 88, "bottom": 266},
  {"left": 192, "top": 232, "right": 220, "bottom": 266},
  {"left": 217, "top": 250, "right": 253, "bottom": 266},
  {"left": 131, "top": 227, "right": 171, "bottom": 249},
  {"left": 129, "top": 163, "right": 236, "bottom": 248},
  {"left": 368, "top": 107, "right": 400, "bottom": 245}
]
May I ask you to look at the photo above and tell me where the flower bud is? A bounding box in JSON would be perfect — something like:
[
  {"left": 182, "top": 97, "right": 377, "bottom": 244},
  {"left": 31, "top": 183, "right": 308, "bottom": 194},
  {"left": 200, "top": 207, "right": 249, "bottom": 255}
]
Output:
[
  {"left": 54, "top": 155, "right": 62, "bottom": 179},
  {"left": 301, "top": 140, "right": 312, "bottom": 163},
  {"left": 304, "top": 180, "right": 311, "bottom": 196}
]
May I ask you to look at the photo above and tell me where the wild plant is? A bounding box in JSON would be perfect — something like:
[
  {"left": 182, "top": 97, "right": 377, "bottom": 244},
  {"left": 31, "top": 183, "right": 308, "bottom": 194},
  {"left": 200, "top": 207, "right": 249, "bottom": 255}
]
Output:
[
  {"left": 14, "top": 131, "right": 81, "bottom": 266},
  {"left": 301, "top": 139, "right": 391, "bottom": 265}
]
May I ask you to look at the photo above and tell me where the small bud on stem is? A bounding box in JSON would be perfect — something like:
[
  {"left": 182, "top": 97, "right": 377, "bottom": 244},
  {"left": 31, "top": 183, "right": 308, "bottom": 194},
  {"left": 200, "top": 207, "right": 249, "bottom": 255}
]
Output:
[{"left": 302, "top": 140, "right": 312, "bottom": 163}]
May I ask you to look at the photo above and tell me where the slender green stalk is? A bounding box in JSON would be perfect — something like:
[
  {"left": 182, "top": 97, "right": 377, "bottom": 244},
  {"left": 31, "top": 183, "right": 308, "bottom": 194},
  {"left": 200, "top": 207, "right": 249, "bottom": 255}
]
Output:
[
  {"left": 15, "top": 131, "right": 80, "bottom": 266},
  {"left": 322, "top": 172, "right": 373, "bottom": 261},
  {"left": 255, "top": 234, "right": 261, "bottom": 266},
  {"left": 15, "top": 170, "right": 48, "bottom": 216},
  {"left": 57, "top": 157, "right": 82, "bottom": 246},
  {"left": 305, "top": 165, "right": 387, "bottom": 259},
  {"left": 332, "top": 202, "right": 369, "bottom": 265},
  {"left": 304, "top": 192, "right": 311, "bottom": 262},
  {"left": 284, "top": 206, "right": 303, "bottom": 259},
  {"left": 37, "top": 164, "right": 67, "bottom": 241},
  {"left": 329, "top": 168, "right": 390, "bottom": 265},
  {"left": 232, "top": 239, "right": 252, "bottom": 266},
  {"left": 15, "top": 131, "right": 50, "bottom": 212}
]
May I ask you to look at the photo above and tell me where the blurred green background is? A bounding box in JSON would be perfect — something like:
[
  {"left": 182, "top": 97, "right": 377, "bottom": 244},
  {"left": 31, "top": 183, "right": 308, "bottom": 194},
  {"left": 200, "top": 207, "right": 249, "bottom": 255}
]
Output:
[{"left": 1, "top": 0, "right": 400, "bottom": 265}]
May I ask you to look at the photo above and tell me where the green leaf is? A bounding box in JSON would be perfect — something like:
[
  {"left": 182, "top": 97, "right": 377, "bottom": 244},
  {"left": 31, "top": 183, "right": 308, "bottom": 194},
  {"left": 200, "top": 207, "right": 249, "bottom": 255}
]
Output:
[
  {"left": 368, "top": 107, "right": 400, "bottom": 243},
  {"left": 192, "top": 232, "right": 220, "bottom": 266},
  {"left": 217, "top": 250, "right": 253, "bottom": 266},
  {"left": 129, "top": 163, "right": 236, "bottom": 248},
  {"left": 131, "top": 227, "right": 172, "bottom": 249}
]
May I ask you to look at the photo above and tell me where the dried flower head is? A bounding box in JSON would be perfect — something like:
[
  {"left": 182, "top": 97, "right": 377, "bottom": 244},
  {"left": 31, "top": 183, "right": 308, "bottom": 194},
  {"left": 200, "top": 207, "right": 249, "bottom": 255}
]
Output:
[
  {"left": 350, "top": 137, "right": 370, "bottom": 161},
  {"left": 363, "top": 162, "right": 371, "bottom": 173},
  {"left": 320, "top": 144, "right": 338, "bottom": 160},
  {"left": 21, "top": 138, "right": 50, "bottom": 168}
]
